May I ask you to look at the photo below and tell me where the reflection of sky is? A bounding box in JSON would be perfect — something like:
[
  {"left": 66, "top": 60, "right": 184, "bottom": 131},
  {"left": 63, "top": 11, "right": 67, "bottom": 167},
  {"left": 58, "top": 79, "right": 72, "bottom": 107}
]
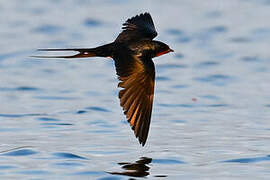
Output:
[{"left": 0, "top": 0, "right": 270, "bottom": 179}]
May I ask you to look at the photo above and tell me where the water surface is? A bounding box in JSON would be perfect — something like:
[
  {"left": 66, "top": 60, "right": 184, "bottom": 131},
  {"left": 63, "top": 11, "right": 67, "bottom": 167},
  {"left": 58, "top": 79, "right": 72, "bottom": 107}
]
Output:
[{"left": 0, "top": 0, "right": 270, "bottom": 179}]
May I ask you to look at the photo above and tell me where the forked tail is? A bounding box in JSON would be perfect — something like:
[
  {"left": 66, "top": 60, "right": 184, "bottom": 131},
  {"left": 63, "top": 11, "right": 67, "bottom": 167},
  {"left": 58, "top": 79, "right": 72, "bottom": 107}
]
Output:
[{"left": 31, "top": 43, "right": 114, "bottom": 59}]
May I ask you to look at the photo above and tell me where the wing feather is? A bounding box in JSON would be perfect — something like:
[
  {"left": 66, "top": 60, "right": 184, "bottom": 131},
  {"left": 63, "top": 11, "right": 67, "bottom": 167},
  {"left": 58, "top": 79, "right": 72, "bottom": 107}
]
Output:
[
  {"left": 114, "top": 54, "right": 155, "bottom": 146},
  {"left": 115, "top": 12, "right": 158, "bottom": 43}
]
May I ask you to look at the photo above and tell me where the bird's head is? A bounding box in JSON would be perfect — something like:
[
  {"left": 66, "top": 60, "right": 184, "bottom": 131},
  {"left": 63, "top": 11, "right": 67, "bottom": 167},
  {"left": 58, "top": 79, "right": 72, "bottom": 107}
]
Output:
[{"left": 153, "top": 41, "right": 174, "bottom": 58}]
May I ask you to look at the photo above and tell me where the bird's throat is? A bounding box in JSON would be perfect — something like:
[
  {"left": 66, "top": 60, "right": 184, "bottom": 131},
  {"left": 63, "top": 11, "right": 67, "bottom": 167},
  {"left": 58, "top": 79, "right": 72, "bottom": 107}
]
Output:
[{"left": 156, "top": 50, "right": 170, "bottom": 57}]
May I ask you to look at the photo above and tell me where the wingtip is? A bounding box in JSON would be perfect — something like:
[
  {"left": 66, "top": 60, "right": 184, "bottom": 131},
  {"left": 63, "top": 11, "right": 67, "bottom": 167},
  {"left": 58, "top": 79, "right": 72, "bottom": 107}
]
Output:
[
  {"left": 36, "top": 48, "right": 65, "bottom": 51},
  {"left": 29, "top": 55, "right": 58, "bottom": 58},
  {"left": 138, "top": 12, "right": 151, "bottom": 18},
  {"left": 143, "top": 12, "right": 150, "bottom": 15},
  {"left": 132, "top": 127, "right": 147, "bottom": 146},
  {"left": 36, "top": 48, "right": 60, "bottom": 51},
  {"left": 37, "top": 49, "right": 47, "bottom": 51},
  {"left": 29, "top": 55, "right": 45, "bottom": 58},
  {"left": 138, "top": 12, "right": 150, "bottom": 15},
  {"left": 128, "top": 12, "right": 152, "bottom": 21},
  {"left": 141, "top": 141, "right": 146, "bottom": 147},
  {"left": 30, "top": 55, "right": 72, "bottom": 58},
  {"left": 138, "top": 135, "right": 147, "bottom": 147}
]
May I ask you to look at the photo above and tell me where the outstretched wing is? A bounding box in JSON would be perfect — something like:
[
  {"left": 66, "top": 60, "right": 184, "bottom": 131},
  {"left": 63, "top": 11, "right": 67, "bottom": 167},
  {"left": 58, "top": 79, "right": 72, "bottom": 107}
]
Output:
[
  {"left": 115, "top": 12, "right": 158, "bottom": 43},
  {"left": 114, "top": 52, "right": 155, "bottom": 146}
]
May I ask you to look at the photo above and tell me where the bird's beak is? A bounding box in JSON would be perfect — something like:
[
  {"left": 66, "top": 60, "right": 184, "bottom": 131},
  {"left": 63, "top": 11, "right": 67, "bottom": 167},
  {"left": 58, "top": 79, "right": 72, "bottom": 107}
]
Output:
[{"left": 169, "top": 48, "right": 174, "bottom": 52}]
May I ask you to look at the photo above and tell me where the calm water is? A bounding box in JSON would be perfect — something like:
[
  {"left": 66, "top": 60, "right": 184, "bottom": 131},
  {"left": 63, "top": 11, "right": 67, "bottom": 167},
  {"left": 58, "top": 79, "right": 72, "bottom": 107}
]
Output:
[{"left": 0, "top": 0, "right": 270, "bottom": 179}]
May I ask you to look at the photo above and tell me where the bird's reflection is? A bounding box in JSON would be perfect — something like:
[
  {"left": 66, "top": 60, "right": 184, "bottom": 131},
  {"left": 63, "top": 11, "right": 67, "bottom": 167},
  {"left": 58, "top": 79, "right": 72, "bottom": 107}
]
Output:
[{"left": 108, "top": 157, "right": 152, "bottom": 178}]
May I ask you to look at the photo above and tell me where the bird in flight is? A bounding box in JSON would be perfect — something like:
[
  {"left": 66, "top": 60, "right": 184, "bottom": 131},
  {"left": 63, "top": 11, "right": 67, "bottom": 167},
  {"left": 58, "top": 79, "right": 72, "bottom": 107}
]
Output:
[{"left": 33, "top": 12, "right": 173, "bottom": 146}]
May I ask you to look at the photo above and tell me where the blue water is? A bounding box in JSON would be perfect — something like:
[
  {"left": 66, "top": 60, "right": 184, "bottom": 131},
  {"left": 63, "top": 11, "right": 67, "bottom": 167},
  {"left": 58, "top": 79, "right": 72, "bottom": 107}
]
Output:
[{"left": 0, "top": 0, "right": 270, "bottom": 179}]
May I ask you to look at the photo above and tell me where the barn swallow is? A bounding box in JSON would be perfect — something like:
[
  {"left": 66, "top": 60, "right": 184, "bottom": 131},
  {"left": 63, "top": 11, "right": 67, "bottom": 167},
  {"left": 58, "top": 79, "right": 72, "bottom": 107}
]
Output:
[{"left": 33, "top": 12, "right": 173, "bottom": 146}]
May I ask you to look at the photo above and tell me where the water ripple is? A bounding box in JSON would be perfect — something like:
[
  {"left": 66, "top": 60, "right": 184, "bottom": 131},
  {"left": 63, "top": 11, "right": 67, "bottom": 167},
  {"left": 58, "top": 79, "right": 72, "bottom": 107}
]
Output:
[
  {"left": 200, "top": 95, "right": 220, "bottom": 100},
  {"left": 208, "top": 25, "right": 228, "bottom": 33},
  {"left": 17, "top": 170, "right": 49, "bottom": 175},
  {"left": 87, "top": 150, "right": 126, "bottom": 155},
  {"left": 157, "top": 63, "right": 187, "bottom": 69},
  {"left": 0, "top": 86, "right": 40, "bottom": 92},
  {"left": 166, "top": 28, "right": 192, "bottom": 43},
  {"left": 34, "top": 96, "right": 78, "bottom": 100},
  {"left": 252, "top": 28, "right": 270, "bottom": 40},
  {"left": 54, "top": 162, "right": 84, "bottom": 167},
  {"left": 0, "top": 50, "right": 29, "bottom": 61},
  {"left": 42, "top": 122, "right": 73, "bottom": 126},
  {"left": 170, "top": 120, "right": 186, "bottom": 123},
  {"left": 158, "top": 103, "right": 194, "bottom": 108},
  {"left": 171, "top": 84, "right": 189, "bottom": 89},
  {"left": 156, "top": 76, "right": 170, "bottom": 81},
  {"left": 0, "top": 113, "right": 45, "bottom": 118},
  {"left": 205, "top": 11, "right": 222, "bottom": 18},
  {"left": 222, "top": 155, "right": 270, "bottom": 163},
  {"left": 195, "top": 61, "right": 219, "bottom": 68},
  {"left": 241, "top": 56, "right": 261, "bottom": 62},
  {"left": 166, "top": 29, "right": 185, "bottom": 36},
  {"left": 83, "top": 18, "right": 102, "bottom": 27},
  {"left": 193, "top": 74, "right": 233, "bottom": 86},
  {"left": 76, "top": 110, "right": 88, "bottom": 114},
  {"left": 206, "top": 104, "right": 228, "bottom": 107},
  {"left": 53, "top": 152, "right": 88, "bottom": 160},
  {"left": 1, "top": 149, "right": 37, "bottom": 156},
  {"left": 174, "top": 53, "right": 184, "bottom": 59},
  {"left": 230, "top": 37, "right": 251, "bottom": 43},
  {"left": 74, "top": 171, "right": 105, "bottom": 176},
  {"left": 0, "top": 128, "right": 22, "bottom": 132},
  {"left": 37, "top": 117, "right": 60, "bottom": 122},
  {"left": 86, "top": 106, "right": 110, "bottom": 112},
  {"left": 97, "top": 176, "right": 122, "bottom": 180},
  {"left": 152, "top": 158, "right": 185, "bottom": 164},
  {"left": 33, "top": 24, "right": 63, "bottom": 34},
  {"left": 158, "top": 103, "right": 228, "bottom": 108},
  {"left": 88, "top": 120, "right": 115, "bottom": 128},
  {"left": 0, "top": 165, "right": 16, "bottom": 170},
  {"left": 16, "top": 86, "right": 40, "bottom": 91},
  {"left": 177, "top": 36, "right": 192, "bottom": 43}
]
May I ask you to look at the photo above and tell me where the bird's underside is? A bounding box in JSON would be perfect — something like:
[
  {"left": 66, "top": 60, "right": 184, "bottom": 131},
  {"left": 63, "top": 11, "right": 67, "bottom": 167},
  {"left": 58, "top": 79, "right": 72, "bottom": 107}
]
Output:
[{"left": 33, "top": 12, "right": 173, "bottom": 146}]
